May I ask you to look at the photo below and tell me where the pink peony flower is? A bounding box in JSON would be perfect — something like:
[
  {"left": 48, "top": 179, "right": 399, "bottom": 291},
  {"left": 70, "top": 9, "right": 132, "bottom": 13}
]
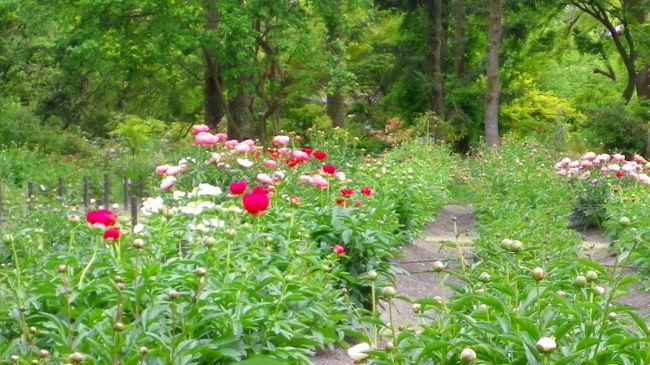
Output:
[
  {"left": 86, "top": 209, "right": 118, "bottom": 227},
  {"left": 215, "top": 133, "right": 228, "bottom": 142},
  {"left": 333, "top": 244, "right": 345, "bottom": 255},
  {"left": 235, "top": 143, "right": 252, "bottom": 153},
  {"left": 292, "top": 150, "right": 310, "bottom": 162},
  {"left": 313, "top": 150, "right": 328, "bottom": 160},
  {"left": 309, "top": 174, "right": 329, "bottom": 189},
  {"left": 195, "top": 132, "right": 219, "bottom": 145},
  {"left": 322, "top": 164, "right": 336, "bottom": 174},
  {"left": 192, "top": 124, "right": 210, "bottom": 133},
  {"left": 160, "top": 176, "right": 176, "bottom": 190},
  {"left": 166, "top": 164, "right": 187, "bottom": 176},
  {"left": 225, "top": 140, "right": 239, "bottom": 148},
  {"left": 298, "top": 174, "right": 311, "bottom": 183},
  {"left": 155, "top": 164, "right": 171, "bottom": 175},
  {"left": 229, "top": 180, "right": 248, "bottom": 195},
  {"left": 272, "top": 135, "right": 291, "bottom": 146},
  {"left": 290, "top": 196, "right": 301, "bottom": 205},
  {"left": 242, "top": 192, "right": 270, "bottom": 215},
  {"left": 613, "top": 153, "right": 626, "bottom": 162},
  {"left": 257, "top": 173, "right": 273, "bottom": 185},
  {"left": 103, "top": 227, "right": 121, "bottom": 240},
  {"left": 360, "top": 186, "right": 373, "bottom": 196},
  {"left": 264, "top": 160, "right": 278, "bottom": 168},
  {"left": 340, "top": 188, "right": 354, "bottom": 197}
]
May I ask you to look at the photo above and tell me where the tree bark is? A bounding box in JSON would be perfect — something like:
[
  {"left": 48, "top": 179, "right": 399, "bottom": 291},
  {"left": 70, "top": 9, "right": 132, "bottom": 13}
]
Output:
[
  {"left": 325, "top": 8, "right": 346, "bottom": 128},
  {"left": 484, "top": 0, "right": 502, "bottom": 147},
  {"left": 425, "top": 0, "right": 445, "bottom": 119},
  {"left": 327, "top": 91, "right": 346, "bottom": 128},
  {"left": 203, "top": 6, "right": 225, "bottom": 130},
  {"left": 454, "top": 0, "right": 466, "bottom": 80},
  {"left": 228, "top": 87, "right": 254, "bottom": 140}
]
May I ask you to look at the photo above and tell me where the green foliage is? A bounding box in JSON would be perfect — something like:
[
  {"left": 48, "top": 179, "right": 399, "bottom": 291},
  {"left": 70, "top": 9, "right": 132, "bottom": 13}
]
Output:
[
  {"left": 109, "top": 115, "right": 168, "bottom": 156},
  {"left": 581, "top": 100, "right": 647, "bottom": 155}
]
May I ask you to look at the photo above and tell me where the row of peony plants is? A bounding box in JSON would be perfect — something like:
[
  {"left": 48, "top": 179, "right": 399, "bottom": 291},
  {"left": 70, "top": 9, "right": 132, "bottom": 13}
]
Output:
[
  {"left": 554, "top": 151, "right": 650, "bottom": 286},
  {"left": 349, "top": 140, "right": 649, "bottom": 364},
  {"left": 0, "top": 128, "right": 456, "bottom": 364}
]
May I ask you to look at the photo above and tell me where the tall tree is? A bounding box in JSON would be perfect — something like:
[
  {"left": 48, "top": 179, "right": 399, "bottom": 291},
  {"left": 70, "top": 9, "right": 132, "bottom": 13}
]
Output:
[
  {"left": 425, "top": 0, "right": 445, "bottom": 119},
  {"left": 484, "top": 0, "right": 502, "bottom": 146}
]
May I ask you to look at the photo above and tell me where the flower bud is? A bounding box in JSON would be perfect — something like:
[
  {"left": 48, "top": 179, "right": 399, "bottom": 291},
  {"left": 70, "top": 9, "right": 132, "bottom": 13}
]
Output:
[
  {"left": 30, "top": 326, "right": 38, "bottom": 334},
  {"left": 70, "top": 352, "right": 85, "bottom": 363},
  {"left": 31, "top": 360, "right": 39, "bottom": 365},
  {"left": 116, "top": 283, "right": 126, "bottom": 290},
  {"left": 460, "top": 347, "right": 477, "bottom": 362},
  {"left": 194, "top": 268, "right": 207, "bottom": 277},
  {"left": 511, "top": 240, "right": 524, "bottom": 251},
  {"left": 10, "top": 355, "right": 20, "bottom": 363},
  {"left": 586, "top": 270, "right": 598, "bottom": 281},
  {"left": 203, "top": 237, "right": 216, "bottom": 247},
  {"left": 556, "top": 290, "right": 566, "bottom": 297},
  {"left": 593, "top": 286, "right": 605, "bottom": 295},
  {"left": 607, "top": 312, "right": 618, "bottom": 321},
  {"left": 619, "top": 216, "right": 630, "bottom": 226},
  {"left": 432, "top": 261, "right": 446, "bottom": 272},
  {"left": 532, "top": 267, "right": 545, "bottom": 281},
  {"left": 536, "top": 337, "right": 556, "bottom": 353},
  {"left": 2, "top": 234, "right": 14, "bottom": 243},
  {"left": 382, "top": 286, "right": 397, "bottom": 297},
  {"left": 168, "top": 290, "right": 180, "bottom": 299},
  {"left": 113, "top": 322, "right": 125, "bottom": 332},
  {"left": 133, "top": 239, "right": 145, "bottom": 249},
  {"left": 114, "top": 276, "right": 124, "bottom": 283},
  {"left": 139, "top": 346, "right": 150, "bottom": 354},
  {"left": 575, "top": 275, "right": 587, "bottom": 286},
  {"left": 479, "top": 272, "right": 491, "bottom": 282},
  {"left": 57, "top": 264, "right": 67, "bottom": 273},
  {"left": 38, "top": 349, "right": 50, "bottom": 358},
  {"left": 412, "top": 303, "right": 422, "bottom": 313},
  {"left": 500, "top": 238, "right": 513, "bottom": 249},
  {"left": 367, "top": 270, "right": 378, "bottom": 279}
]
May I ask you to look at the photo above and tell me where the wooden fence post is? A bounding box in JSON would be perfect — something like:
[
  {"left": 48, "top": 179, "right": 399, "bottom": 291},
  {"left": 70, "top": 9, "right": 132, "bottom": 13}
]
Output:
[
  {"left": 57, "top": 177, "right": 65, "bottom": 200},
  {"left": 138, "top": 176, "right": 145, "bottom": 199},
  {"left": 27, "top": 182, "right": 34, "bottom": 210},
  {"left": 83, "top": 176, "right": 90, "bottom": 208},
  {"left": 130, "top": 195, "right": 138, "bottom": 230}
]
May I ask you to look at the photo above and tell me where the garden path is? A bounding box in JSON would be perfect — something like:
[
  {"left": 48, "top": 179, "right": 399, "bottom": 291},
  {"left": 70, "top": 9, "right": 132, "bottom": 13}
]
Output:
[
  {"left": 311, "top": 204, "right": 476, "bottom": 365},
  {"left": 311, "top": 207, "right": 650, "bottom": 365}
]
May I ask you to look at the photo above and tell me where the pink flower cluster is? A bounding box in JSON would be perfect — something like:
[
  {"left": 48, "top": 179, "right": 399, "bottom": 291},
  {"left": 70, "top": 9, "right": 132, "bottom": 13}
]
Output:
[{"left": 555, "top": 152, "right": 650, "bottom": 185}]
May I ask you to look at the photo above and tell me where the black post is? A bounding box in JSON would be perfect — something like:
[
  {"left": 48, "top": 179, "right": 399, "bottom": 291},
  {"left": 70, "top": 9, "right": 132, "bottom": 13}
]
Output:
[
  {"left": 130, "top": 195, "right": 138, "bottom": 230},
  {"left": 103, "top": 174, "right": 110, "bottom": 208},
  {"left": 28, "top": 182, "right": 34, "bottom": 210},
  {"left": 123, "top": 177, "right": 130, "bottom": 209},
  {"left": 57, "top": 177, "right": 65, "bottom": 200},
  {"left": 83, "top": 176, "right": 90, "bottom": 208}
]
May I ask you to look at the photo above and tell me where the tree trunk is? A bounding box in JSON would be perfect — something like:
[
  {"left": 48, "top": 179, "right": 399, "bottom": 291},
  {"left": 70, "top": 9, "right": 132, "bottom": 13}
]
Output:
[
  {"left": 425, "top": 0, "right": 445, "bottom": 119},
  {"left": 228, "top": 87, "right": 253, "bottom": 140},
  {"left": 203, "top": 6, "right": 225, "bottom": 130},
  {"left": 325, "top": 10, "right": 346, "bottom": 128},
  {"left": 484, "top": 0, "right": 502, "bottom": 147},
  {"left": 327, "top": 91, "right": 346, "bottom": 128},
  {"left": 454, "top": 0, "right": 466, "bottom": 80}
]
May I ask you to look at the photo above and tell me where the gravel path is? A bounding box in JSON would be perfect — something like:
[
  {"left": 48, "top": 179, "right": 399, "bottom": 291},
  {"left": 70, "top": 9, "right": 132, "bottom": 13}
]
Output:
[{"left": 311, "top": 204, "right": 476, "bottom": 365}]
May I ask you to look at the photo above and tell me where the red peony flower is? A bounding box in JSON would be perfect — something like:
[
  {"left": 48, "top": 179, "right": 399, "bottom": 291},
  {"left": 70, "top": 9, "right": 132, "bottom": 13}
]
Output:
[
  {"left": 229, "top": 180, "right": 248, "bottom": 195},
  {"left": 86, "top": 209, "right": 118, "bottom": 227},
  {"left": 301, "top": 147, "right": 313, "bottom": 155},
  {"left": 615, "top": 170, "right": 624, "bottom": 178},
  {"left": 251, "top": 186, "right": 270, "bottom": 195},
  {"left": 313, "top": 150, "right": 328, "bottom": 160},
  {"left": 333, "top": 244, "right": 345, "bottom": 255},
  {"left": 322, "top": 164, "right": 337, "bottom": 174},
  {"left": 360, "top": 186, "right": 373, "bottom": 196},
  {"left": 285, "top": 159, "right": 300, "bottom": 167},
  {"left": 242, "top": 192, "right": 270, "bottom": 215},
  {"left": 340, "top": 188, "right": 354, "bottom": 197},
  {"left": 336, "top": 199, "right": 346, "bottom": 206},
  {"left": 103, "top": 227, "right": 121, "bottom": 240}
]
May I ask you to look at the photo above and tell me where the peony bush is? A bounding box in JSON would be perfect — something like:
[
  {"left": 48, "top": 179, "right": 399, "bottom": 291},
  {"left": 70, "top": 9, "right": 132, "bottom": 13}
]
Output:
[{"left": 0, "top": 127, "right": 456, "bottom": 364}]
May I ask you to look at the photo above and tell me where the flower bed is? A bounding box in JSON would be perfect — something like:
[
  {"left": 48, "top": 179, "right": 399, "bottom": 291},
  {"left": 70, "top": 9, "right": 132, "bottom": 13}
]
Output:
[
  {"left": 353, "top": 141, "right": 649, "bottom": 364},
  {"left": 0, "top": 128, "right": 456, "bottom": 364}
]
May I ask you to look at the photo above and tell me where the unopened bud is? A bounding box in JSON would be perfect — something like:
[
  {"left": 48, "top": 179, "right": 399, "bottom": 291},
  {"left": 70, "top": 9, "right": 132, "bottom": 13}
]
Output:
[
  {"left": 133, "top": 239, "right": 145, "bottom": 249},
  {"left": 575, "top": 275, "right": 587, "bottom": 286},
  {"left": 607, "top": 312, "right": 618, "bottom": 321},
  {"left": 367, "top": 270, "right": 378, "bottom": 279},
  {"left": 113, "top": 322, "right": 125, "bottom": 332},
  {"left": 139, "top": 346, "right": 150, "bottom": 354},
  {"left": 382, "top": 286, "right": 397, "bottom": 297},
  {"left": 619, "top": 217, "right": 630, "bottom": 226},
  {"left": 168, "top": 290, "right": 180, "bottom": 299},
  {"left": 479, "top": 272, "right": 491, "bottom": 282},
  {"left": 532, "top": 267, "right": 545, "bottom": 281},
  {"left": 586, "top": 270, "right": 598, "bottom": 281},
  {"left": 57, "top": 264, "right": 67, "bottom": 273},
  {"left": 70, "top": 352, "right": 85, "bottom": 363},
  {"left": 594, "top": 286, "right": 605, "bottom": 295},
  {"left": 116, "top": 283, "right": 126, "bottom": 290},
  {"left": 511, "top": 240, "right": 524, "bottom": 251},
  {"left": 432, "top": 261, "right": 445, "bottom": 272},
  {"left": 194, "top": 268, "right": 207, "bottom": 276},
  {"left": 460, "top": 347, "right": 477, "bottom": 362}
]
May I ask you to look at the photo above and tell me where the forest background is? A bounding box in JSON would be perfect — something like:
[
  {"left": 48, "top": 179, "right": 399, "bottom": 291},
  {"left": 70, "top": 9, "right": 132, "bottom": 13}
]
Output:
[{"left": 1, "top": 0, "right": 649, "bottom": 158}]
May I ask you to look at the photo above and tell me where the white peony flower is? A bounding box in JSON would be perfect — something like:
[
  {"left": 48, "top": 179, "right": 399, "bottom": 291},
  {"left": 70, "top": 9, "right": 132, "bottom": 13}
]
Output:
[
  {"left": 536, "top": 337, "right": 556, "bottom": 353},
  {"left": 347, "top": 342, "right": 371, "bottom": 361},
  {"left": 237, "top": 158, "right": 254, "bottom": 168},
  {"left": 197, "top": 183, "right": 222, "bottom": 196}
]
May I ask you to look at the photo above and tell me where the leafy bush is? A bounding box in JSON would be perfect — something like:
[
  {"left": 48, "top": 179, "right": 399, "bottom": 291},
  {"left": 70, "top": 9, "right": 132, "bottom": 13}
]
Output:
[{"left": 580, "top": 100, "right": 647, "bottom": 155}]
